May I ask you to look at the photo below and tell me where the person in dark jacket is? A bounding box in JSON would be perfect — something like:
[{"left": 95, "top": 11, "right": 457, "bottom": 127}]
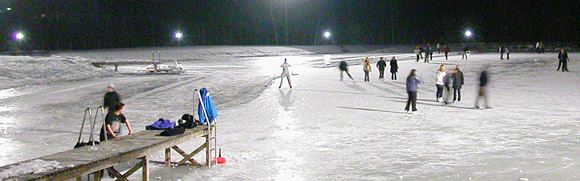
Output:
[
  {"left": 451, "top": 65, "right": 464, "bottom": 102},
  {"left": 100, "top": 103, "right": 133, "bottom": 142},
  {"left": 405, "top": 69, "right": 421, "bottom": 113},
  {"left": 505, "top": 47, "right": 511, "bottom": 60},
  {"left": 557, "top": 49, "right": 570, "bottom": 72},
  {"left": 339, "top": 61, "right": 354, "bottom": 80},
  {"left": 376, "top": 57, "right": 387, "bottom": 80},
  {"left": 443, "top": 45, "right": 450, "bottom": 60},
  {"left": 389, "top": 57, "right": 399, "bottom": 80},
  {"left": 103, "top": 84, "right": 121, "bottom": 112},
  {"left": 475, "top": 66, "right": 490, "bottom": 109},
  {"left": 462, "top": 47, "right": 469, "bottom": 59}
]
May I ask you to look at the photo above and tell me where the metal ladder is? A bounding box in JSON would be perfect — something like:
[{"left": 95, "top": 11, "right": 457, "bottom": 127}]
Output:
[
  {"left": 195, "top": 89, "right": 218, "bottom": 168},
  {"left": 93, "top": 106, "right": 106, "bottom": 142}
]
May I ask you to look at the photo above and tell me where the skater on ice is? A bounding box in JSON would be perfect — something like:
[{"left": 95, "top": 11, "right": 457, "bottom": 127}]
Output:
[
  {"left": 414, "top": 46, "right": 422, "bottom": 62},
  {"left": 376, "top": 57, "right": 387, "bottom": 80},
  {"left": 427, "top": 43, "right": 433, "bottom": 62},
  {"left": 505, "top": 46, "right": 511, "bottom": 60},
  {"left": 475, "top": 66, "right": 491, "bottom": 109},
  {"left": 103, "top": 84, "right": 121, "bottom": 112},
  {"left": 462, "top": 46, "right": 469, "bottom": 59},
  {"left": 451, "top": 65, "right": 464, "bottom": 102},
  {"left": 339, "top": 60, "right": 354, "bottom": 80},
  {"left": 389, "top": 56, "right": 399, "bottom": 80},
  {"left": 405, "top": 69, "right": 421, "bottom": 113},
  {"left": 279, "top": 59, "right": 292, "bottom": 88},
  {"left": 363, "top": 57, "right": 371, "bottom": 82},
  {"left": 435, "top": 64, "right": 447, "bottom": 102},
  {"left": 499, "top": 46, "right": 505, "bottom": 60},
  {"left": 443, "top": 45, "right": 450, "bottom": 60},
  {"left": 557, "top": 48, "right": 570, "bottom": 72}
]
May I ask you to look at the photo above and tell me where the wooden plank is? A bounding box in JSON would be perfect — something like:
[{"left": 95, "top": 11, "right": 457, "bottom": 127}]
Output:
[
  {"left": 172, "top": 145, "right": 203, "bottom": 166},
  {"left": 0, "top": 126, "right": 213, "bottom": 180}
]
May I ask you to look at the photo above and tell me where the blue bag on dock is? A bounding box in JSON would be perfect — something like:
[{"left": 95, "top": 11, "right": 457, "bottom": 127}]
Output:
[
  {"left": 198, "top": 88, "right": 218, "bottom": 124},
  {"left": 146, "top": 118, "right": 176, "bottom": 130}
]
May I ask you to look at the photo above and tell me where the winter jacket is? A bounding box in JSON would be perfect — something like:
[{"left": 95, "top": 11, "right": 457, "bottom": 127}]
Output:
[
  {"left": 406, "top": 76, "right": 421, "bottom": 92},
  {"left": 103, "top": 91, "right": 121, "bottom": 109},
  {"left": 339, "top": 61, "right": 348, "bottom": 71},
  {"left": 558, "top": 52, "right": 569, "bottom": 61},
  {"left": 198, "top": 88, "right": 218, "bottom": 124},
  {"left": 389, "top": 60, "right": 398, "bottom": 73},
  {"left": 435, "top": 71, "right": 446, "bottom": 85},
  {"left": 451, "top": 70, "right": 464, "bottom": 89},
  {"left": 146, "top": 118, "right": 176, "bottom": 130},
  {"left": 376, "top": 60, "right": 387, "bottom": 70},
  {"left": 479, "top": 70, "right": 489, "bottom": 87},
  {"left": 414, "top": 48, "right": 421, "bottom": 54},
  {"left": 364, "top": 64, "right": 371, "bottom": 72},
  {"left": 443, "top": 74, "right": 452, "bottom": 87},
  {"left": 443, "top": 47, "right": 450, "bottom": 53}
]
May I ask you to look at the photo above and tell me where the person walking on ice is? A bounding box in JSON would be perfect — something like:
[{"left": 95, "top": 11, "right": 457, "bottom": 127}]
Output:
[
  {"left": 557, "top": 48, "right": 570, "bottom": 72},
  {"left": 389, "top": 56, "right": 399, "bottom": 80},
  {"left": 279, "top": 59, "right": 292, "bottom": 88},
  {"left": 443, "top": 45, "right": 450, "bottom": 60},
  {"left": 339, "top": 60, "right": 354, "bottom": 80},
  {"left": 475, "top": 66, "right": 491, "bottom": 109},
  {"left": 363, "top": 57, "right": 371, "bottom": 82},
  {"left": 405, "top": 69, "right": 421, "bottom": 113},
  {"left": 104, "top": 84, "right": 121, "bottom": 112},
  {"left": 435, "top": 64, "right": 446, "bottom": 102},
  {"left": 376, "top": 57, "right": 387, "bottom": 80},
  {"left": 462, "top": 47, "right": 469, "bottom": 59}
]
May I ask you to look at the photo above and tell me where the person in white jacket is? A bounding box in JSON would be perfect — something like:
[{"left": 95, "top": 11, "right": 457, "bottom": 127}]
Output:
[
  {"left": 279, "top": 59, "right": 292, "bottom": 88},
  {"left": 435, "top": 64, "right": 446, "bottom": 102}
]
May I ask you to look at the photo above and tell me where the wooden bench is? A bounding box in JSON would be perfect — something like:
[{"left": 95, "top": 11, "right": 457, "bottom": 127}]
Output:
[{"left": 0, "top": 126, "right": 214, "bottom": 181}]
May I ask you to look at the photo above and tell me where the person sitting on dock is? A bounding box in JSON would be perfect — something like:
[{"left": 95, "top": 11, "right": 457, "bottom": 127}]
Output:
[{"left": 100, "top": 103, "right": 133, "bottom": 142}]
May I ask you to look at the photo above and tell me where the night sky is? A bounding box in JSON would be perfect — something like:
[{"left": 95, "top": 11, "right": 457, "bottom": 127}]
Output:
[{"left": 1, "top": 0, "right": 579, "bottom": 50}]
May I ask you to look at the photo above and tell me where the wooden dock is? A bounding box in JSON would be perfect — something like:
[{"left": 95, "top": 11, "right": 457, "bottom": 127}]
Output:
[
  {"left": 91, "top": 61, "right": 163, "bottom": 72},
  {"left": 0, "top": 126, "right": 214, "bottom": 181}
]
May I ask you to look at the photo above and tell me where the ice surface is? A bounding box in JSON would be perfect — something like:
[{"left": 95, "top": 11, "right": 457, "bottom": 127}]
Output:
[{"left": 1, "top": 47, "right": 580, "bottom": 180}]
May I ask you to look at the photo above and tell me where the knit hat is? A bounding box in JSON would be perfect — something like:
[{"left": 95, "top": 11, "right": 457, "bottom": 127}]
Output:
[{"left": 108, "top": 84, "right": 115, "bottom": 89}]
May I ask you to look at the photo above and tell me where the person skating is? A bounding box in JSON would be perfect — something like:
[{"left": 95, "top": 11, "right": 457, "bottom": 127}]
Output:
[
  {"left": 389, "top": 57, "right": 399, "bottom": 80},
  {"left": 499, "top": 46, "right": 505, "bottom": 60},
  {"left": 451, "top": 65, "right": 464, "bottom": 102},
  {"left": 557, "top": 49, "right": 570, "bottom": 72},
  {"left": 442, "top": 72, "right": 454, "bottom": 105},
  {"left": 376, "top": 57, "right": 387, "bottom": 80},
  {"left": 475, "top": 66, "right": 491, "bottom": 109},
  {"left": 103, "top": 84, "right": 121, "bottom": 112},
  {"left": 425, "top": 44, "right": 433, "bottom": 62},
  {"left": 505, "top": 46, "right": 511, "bottom": 60},
  {"left": 414, "top": 46, "right": 421, "bottom": 62},
  {"left": 279, "top": 59, "right": 292, "bottom": 88},
  {"left": 405, "top": 69, "right": 421, "bottom": 113},
  {"left": 436, "top": 43, "right": 441, "bottom": 54},
  {"left": 443, "top": 45, "right": 450, "bottom": 60},
  {"left": 339, "top": 61, "right": 354, "bottom": 80},
  {"left": 462, "top": 47, "right": 469, "bottom": 59},
  {"left": 435, "top": 64, "right": 446, "bottom": 102},
  {"left": 363, "top": 57, "right": 371, "bottom": 82},
  {"left": 536, "top": 42, "right": 541, "bottom": 53}
]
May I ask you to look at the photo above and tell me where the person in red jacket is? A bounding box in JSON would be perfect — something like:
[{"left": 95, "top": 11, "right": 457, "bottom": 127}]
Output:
[{"left": 443, "top": 45, "right": 450, "bottom": 60}]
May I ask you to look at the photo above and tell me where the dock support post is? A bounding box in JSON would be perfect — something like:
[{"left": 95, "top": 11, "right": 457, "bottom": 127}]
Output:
[
  {"left": 142, "top": 156, "right": 149, "bottom": 181},
  {"left": 165, "top": 148, "right": 171, "bottom": 166},
  {"left": 206, "top": 128, "right": 211, "bottom": 168}
]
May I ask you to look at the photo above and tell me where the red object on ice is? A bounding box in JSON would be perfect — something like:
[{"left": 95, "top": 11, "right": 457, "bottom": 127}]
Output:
[{"left": 216, "top": 148, "right": 226, "bottom": 164}]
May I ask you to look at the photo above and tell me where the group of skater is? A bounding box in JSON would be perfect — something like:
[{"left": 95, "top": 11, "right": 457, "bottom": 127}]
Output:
[
  {"left": 338, "top": 56, "right": 399, "bottom": 82},
  {"left": 413, "top": 43, "right": 468, "bottom": 61},
  {"left": 404, "top": 64, "right": 490, "bottom": 113}
]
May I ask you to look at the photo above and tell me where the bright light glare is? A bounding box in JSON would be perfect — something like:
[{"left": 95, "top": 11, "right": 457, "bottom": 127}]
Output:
[
  {"left": 15, "top": 32, "right": 24, "bottom": 40},
  {"left": 324, "top": 31, "right": 331, "bottom": 38},
  {"left": 175, "top": 32, "right": 183, "bottom": 39},
  {"left": 465, "top": 30, "right": 473, "bottom": 37},
  {"left": 6, "top": 8, "right": 11, "bottom": 11}
]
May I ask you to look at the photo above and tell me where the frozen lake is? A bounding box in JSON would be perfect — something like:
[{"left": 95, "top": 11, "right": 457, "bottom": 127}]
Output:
[{"left": 1, "top": 48, "right": 579, "bottom": 180}]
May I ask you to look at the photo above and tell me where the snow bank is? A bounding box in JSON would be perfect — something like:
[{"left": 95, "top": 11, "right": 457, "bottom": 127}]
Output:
[
  {"left": 0, "top": 55, "right": 114, "bottom": 90},
  {"left": 0, "top": 159, "right": 67, "bottom": 179}
]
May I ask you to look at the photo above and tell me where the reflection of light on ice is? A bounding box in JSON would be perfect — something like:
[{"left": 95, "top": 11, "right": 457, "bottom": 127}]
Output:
[{"left": 0, "top": 88, "right": 24, "bottom": 100}]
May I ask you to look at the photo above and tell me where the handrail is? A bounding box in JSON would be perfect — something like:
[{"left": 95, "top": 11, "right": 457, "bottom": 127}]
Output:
[
  {"left": 76, "top": 108, "right": 92, "bottom": 144},
  {"left": 91, "top": 106, "right": 106, "bottom": 143}
]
